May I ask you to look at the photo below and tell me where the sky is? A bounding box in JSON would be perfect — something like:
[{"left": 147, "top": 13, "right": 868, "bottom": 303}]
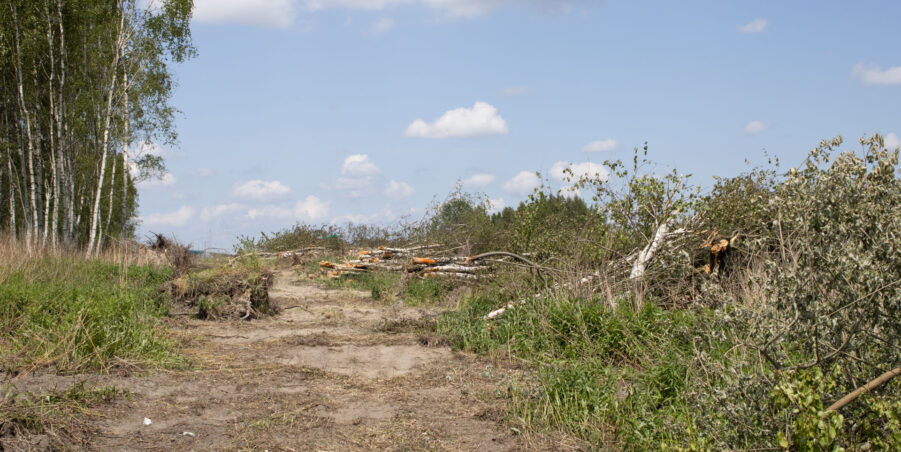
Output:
[{"left": 135, "top": 0, "right": 901, "bottom": 250}]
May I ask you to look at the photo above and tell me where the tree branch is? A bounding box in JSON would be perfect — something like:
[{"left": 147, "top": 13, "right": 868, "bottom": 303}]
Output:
[{"left": 826, "top": 367, "right": 901, "bottom": 413}]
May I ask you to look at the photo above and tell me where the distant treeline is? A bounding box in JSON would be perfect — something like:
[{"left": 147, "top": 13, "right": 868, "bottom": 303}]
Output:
[{"left": 0, "top": 0, "right": 193, "bottom": 253}]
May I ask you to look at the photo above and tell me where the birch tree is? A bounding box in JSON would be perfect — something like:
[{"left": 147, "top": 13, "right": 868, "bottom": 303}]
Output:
[{"left": 0, "top": 0, "right": 194, "bottom": 251}]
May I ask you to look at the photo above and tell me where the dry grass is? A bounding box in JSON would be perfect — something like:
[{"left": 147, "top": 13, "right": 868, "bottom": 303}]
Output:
[{"left": 0, "top": 235, "right": 169, "bottom": 281}]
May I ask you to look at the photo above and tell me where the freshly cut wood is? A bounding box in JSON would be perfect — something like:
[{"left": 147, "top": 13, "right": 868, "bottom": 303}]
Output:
[
  {"left": 412, "top": 257, "right": 437, "bottom": 265},
  {"left": 319, "top": 261, "right": 336, "bottom": 269}
]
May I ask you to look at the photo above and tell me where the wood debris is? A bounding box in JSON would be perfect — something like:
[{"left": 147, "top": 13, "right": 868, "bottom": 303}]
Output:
[{"left": 315, "top": 245, "right": 488, "bottom": 281}]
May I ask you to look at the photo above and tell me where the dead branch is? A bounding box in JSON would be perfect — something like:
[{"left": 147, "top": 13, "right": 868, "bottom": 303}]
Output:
[
  {"left": 826, "top": 367, "right": 901, "bottom": 412},
  {"left": 465, "top": 251, "right": 561, "bottom": 273}
]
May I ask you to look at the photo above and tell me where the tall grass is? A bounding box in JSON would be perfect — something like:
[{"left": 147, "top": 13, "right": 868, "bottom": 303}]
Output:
[
  {"left": 0, "top": 239, "right": 182, "bottom": 373},
  {"left": 436, "top": 287, "right": 732, "bottom": 449}
]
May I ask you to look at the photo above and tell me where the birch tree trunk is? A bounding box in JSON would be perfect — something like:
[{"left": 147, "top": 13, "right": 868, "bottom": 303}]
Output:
[
  {"left": 121, "top": 72, "right": 130, "bottom": 239},
  {"left": 86, "top": 4, "right": 125, "bottom": 256},
  {"left": 11, "top": 4, "right": 39, "bottom": 250}
]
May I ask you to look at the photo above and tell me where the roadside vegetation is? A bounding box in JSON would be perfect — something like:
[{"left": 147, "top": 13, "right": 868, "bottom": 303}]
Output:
[
  {"left": 2, "top": 134, "right": 899, "bottom": 450},
  {"left": 241, "top": 134, "right": 901, "bottom": 450},
  {"left": 0, "top": 241, "right": 182, "bottom": 374},
  {"left": 0, "top": 240, "right": 182, "bottom": 447}
]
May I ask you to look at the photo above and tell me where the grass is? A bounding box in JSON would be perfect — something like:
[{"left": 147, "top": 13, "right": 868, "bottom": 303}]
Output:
[
  {"left": 0, "top": 381, "right": 125, "bottom": 443},
  {"left": 0, "top": 254, "right": 182, "bottom": 373},
  {"left": 436, "top": 287, "right": 731, "bottom": 450},
  {"left": 320, "top": 270, "right": 451, "bottom": 306}
]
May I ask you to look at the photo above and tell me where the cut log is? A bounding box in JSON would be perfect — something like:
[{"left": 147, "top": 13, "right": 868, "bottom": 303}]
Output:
[
  {"left": 428, "top": 264, "right": 483, "bottom": 274},
  {"left": 424, "top": 271, "right": 479, "bottom": 280}
]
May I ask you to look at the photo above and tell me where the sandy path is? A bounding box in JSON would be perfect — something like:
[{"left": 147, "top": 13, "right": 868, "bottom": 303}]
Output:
[{"left": 13, "top": 270, "right": 575, "bottom": 451}]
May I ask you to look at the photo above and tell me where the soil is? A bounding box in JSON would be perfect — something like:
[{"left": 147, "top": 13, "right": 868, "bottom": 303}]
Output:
[{"left": 5, "top": 270, "right": 583, "bottom": 451}]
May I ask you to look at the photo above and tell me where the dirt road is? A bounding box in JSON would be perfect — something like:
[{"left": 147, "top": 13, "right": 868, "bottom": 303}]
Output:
[{"left": 13, "top": 270, "right": 574, "bottom": 451}]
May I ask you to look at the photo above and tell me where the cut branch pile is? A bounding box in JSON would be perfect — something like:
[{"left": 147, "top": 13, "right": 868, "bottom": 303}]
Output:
[{"left": 317, "top": 245, "right": 488, "bottom": 281}]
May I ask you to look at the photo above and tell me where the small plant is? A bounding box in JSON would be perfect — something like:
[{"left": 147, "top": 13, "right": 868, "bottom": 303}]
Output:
[
  {"left": 403, "top": 278, "right": 448, "bottom": 305},
  {"left": 772, "top": 367, "right": 845, "bottom": 451}
]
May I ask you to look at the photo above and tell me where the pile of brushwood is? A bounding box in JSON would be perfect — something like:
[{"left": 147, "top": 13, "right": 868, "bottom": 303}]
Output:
[
  {"left": 316, "top": 244, "right": 498, "bottom": 281},
  {"left": 164, "top": 254, "right": 275, "bottom": 320}
]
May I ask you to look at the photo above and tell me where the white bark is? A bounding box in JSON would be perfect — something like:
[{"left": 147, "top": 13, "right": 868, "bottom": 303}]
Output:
[
  {"left": 629, "top": 220, "right": 674, "bottom": 281},
  {"left": 5, "top": 152, "right": 15, "bottom": 240},
  {"left": 121, "top": 72, "right": 130, "bottom": 238},
  {"left": 87, "top": 4, "right": 126, "bottom": 256},
  {"left": 11, "top": 5, "right": 39, "bottom": 249}
]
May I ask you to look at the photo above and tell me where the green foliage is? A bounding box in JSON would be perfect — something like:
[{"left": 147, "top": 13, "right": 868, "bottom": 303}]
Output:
[
  {"left": 574, "top": 144, "right": 697, "bottom": 255},
  {"left": 437, "top": 290, "right": 720, "bottom": 449},
  {"left": 760, "top": 136, "right": 901, "bottom": 373},
  {"left": 323, "top": 271, "right": 448, "bottom": 306},
  {"left": 402, "top": 277, "right": 448, "bottom": 305},
  {"left": 772, "top": 367, "right": 845, "bottom": 451},
  {"left": 507, "top": 190, "right": 598, "bottom": 263},
  {"left": 419, "top": 190, "right": 497, "bottom": 254},
  {"left": 0, "top": 257, "right": 181, "bottom": 372},
  {"left": 235, "top": 223, "right": 406, "bottom": 254},
  {"left": 0, "top": 0, "right": 196, "bottom": 246}
]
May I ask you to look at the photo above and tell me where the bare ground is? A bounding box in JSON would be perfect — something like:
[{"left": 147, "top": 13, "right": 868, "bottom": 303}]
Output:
[{"left": 6, "top": 270, "right": 583, "bottom": 451}]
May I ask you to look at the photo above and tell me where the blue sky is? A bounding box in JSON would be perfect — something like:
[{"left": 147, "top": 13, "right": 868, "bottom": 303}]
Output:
[{"left": 136, "top": 0, "right": 901, "bottom": 250}]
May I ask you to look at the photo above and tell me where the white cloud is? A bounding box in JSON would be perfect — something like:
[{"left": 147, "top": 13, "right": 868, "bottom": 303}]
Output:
[
  {"left": 550, "top": 161, "right": 609, "bottom": 183},
  {"left": 370, "top": 17, "right": 395, "bottom": 34},
  {"left": 384, "top": 180, "right": 415, "bottom": 199},
  {"left": 200, "top": 203, "right": 245, "bottom": 221},
  {"left": 137, "top": 172, "right": 176, "bottom": 188},
  {"left": 232, "top": 180, "right": 291, "bottom": 200},
  {"left": 501, "top": 171, "right": 539, "bottom": 195},
  {"left": 424, "top": 0, "right": 506, "bottom": 18},
  {"left": 462, "top": 172, "right": 496, "bottom": 188},
  {"left": 582, "top": 139, "right": 617, "bottom": 152},
  {"left": 245, "top": 204, "right": 293, "bottom": 220},
  {"left": 738, "top": 18, "right": 768, "bottom": 33},
  {"left": 295, "top": 195, "right": 331, "bottom": 221},
  {"left": 342, "top": 154, "right": 382, "bottom": 176},
  {"left": 404, "top": 101, "right": 509, "bottom": 138},
  {"left": 500, "top": 86, "right": 531, "bottom": 96},
  {"left": 885, "top": 133, "right": 900, "bottom": 150},
  {"left": 244, "top": 196, "right": 330, "bottom": 222},
  {"left": 486, "top": 197, "right": 505, "bottom": 214},
  {"left": 744, "top": 120, "right": 768, "bottom": 135},
  {"left": 194, "top": 0, "right": 296, "bottom": 28},
  {"left": 142, "top": 206, "right": 195, "bottom": 227},
  {"left": 851, "top": 63, "right": 901, "bottom": 86}
]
